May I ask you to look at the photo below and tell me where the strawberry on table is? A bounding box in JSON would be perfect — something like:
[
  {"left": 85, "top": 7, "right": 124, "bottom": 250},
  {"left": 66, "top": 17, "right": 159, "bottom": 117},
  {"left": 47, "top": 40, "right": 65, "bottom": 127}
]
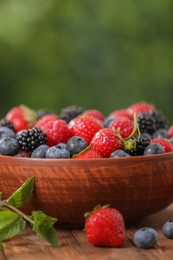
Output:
[
  {"left": 6, "top": 105, "right": 36, "bottom": 132},
  {"left": 68, "top": 116, "right": 103, "bottom": 144},
  {"left": 85, "top": 205, "right": 126, "bottom": 247}
]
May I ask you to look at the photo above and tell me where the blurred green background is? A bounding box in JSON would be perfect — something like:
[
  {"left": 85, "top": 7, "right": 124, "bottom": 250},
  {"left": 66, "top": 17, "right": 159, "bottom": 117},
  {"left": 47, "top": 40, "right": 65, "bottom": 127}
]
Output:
[{"left": 0, "top": 0, "right": 172, "bottom": 121}]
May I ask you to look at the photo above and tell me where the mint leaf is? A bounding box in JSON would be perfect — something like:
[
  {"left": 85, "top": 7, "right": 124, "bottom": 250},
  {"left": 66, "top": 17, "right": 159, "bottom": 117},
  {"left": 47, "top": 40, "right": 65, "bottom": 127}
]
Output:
[
  {"left": 32, "top": 211, "right": 59, "bottom": 247},
  {"left": 0, "top": 208, "right": 26, "bottom": 241},
  {"left": 6, "top": 177, "right": 34, "bottom": 208}
]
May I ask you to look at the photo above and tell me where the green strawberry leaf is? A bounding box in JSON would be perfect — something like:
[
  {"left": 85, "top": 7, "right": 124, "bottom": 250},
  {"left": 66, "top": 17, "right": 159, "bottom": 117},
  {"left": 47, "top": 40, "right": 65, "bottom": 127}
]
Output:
[
  {"left": 6, "top": 177, "right": 34, "bottom": 208},
  {"left": 31, "top": 211, "right": 59, "bottom": 247},
  {"left": 0, "top": 208, "right": 26, "bottom": 241}
]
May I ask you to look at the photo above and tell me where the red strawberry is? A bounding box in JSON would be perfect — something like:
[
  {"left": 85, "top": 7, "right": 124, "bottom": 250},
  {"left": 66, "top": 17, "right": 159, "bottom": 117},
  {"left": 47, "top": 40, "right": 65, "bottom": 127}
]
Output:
[
  {"left": 110, "top": 109, "right": 132, "bottom": 120},
  {"left": 90, "top": 128, "right": 123, "bottom": 157},
  {"left": 168, "top": 126, "right": 173, "bottom": 138},
  {"left": 40, "top": 119, "right": 71, "bottom": 146},
  {"left": 85, "top": 205, "right": 126, "bottom": 247},
  {"left": 35, "top": 114, "right": 59, "bottom": 129},
  {"left": 6, "top": 105, "right": 36, "bottom": 132},
  {"left": 81, "top": 109, "right": 105, "bottom": 121},
  {"left": 110, "top": 116, "right": 134, "bottom": 139},
  {"left": 68, "top": 116, "right": 103, "bottom": 144},
  {"left": 75, "top": 149, "right": 102, "bottom": 159},
  {"left": 151, "top": 138, "right": 173, "bottom": 153},
  {"left": 127, "top": 102, "right": 155, "bottom": 117}
]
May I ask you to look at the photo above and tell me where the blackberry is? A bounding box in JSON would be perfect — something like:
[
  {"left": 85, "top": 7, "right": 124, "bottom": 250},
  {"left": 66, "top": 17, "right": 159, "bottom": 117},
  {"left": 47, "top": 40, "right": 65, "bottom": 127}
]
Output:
[
  {"left": 60, "top": 105, "right": 85, "bottom": 123},
  {"left": 137, "top": 111, "right": 168, "bottom": 135},
  {"left": 36, "top": 108, "right": 53, "bottom": 120},
  {"left": 125, "top": 136, "right": 150, "bottom": 156},
  {"left": 17, "top": 127, "right": 47, "bottom": 152},
  {"left": 0, "top": 118, "right": 15, "bottom": 132},
  {"left": 152, "top": 111, "right": 168, "bottom": 130}
]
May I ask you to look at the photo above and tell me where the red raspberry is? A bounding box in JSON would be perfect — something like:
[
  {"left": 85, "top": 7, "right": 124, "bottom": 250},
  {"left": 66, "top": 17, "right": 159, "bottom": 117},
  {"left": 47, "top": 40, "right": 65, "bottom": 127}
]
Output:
[
  {"left": 40, "top": 120, "right": 71, "bottom": 146},
  {"left": 6, "top": 105, "right": 36, "bottom": 132},
  {"left": 110, "top": 116, "right": 134, "bottom": 139},
  {"left": 85, "top": 206, "right": 126, "bottom": 247},
  {"left": 168, "top": 126, "right": 173, "bottom": 137},
  {"left": 127, "top": 102, "right": 155, "bottom": 117},
  {"left": 75, "top": 149, "right": 102, "bottom": 159},
  {"left": 110, "top": 109, "right": 132, "bottom": 120},
  {"left": 90, "top": 128, "right": 123, "bottom": 157},
  {"left": 81, "top": 109, "right": 105, "bottom": 121},
  {"left": 35, "top": 114, "right": 59, "bottom": 129},
  {"left": 68, "top": 116, "right": 103, "bottom": 144},
  {"left": 151, "top": 138, "right": 173, "bottom": 153}
]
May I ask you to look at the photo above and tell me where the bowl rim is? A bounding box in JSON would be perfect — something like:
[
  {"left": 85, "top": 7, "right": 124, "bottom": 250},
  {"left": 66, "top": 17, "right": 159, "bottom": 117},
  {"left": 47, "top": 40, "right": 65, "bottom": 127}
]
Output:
[{"left": 0, "top": 151, "right": 173, "bottom": 164}]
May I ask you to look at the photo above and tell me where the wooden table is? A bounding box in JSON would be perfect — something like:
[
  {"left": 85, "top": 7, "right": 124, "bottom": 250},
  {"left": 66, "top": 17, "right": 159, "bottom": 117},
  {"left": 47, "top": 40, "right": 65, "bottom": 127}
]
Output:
[{"left": 1, "top": 204, "right": 173, "bottom": 260}]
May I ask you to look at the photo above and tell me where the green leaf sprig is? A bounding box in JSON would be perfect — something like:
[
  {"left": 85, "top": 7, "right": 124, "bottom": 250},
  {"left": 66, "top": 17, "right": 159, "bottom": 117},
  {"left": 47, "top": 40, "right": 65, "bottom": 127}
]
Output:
[{"left": 0, "top": 177, "right": 59, "bottom": 250}]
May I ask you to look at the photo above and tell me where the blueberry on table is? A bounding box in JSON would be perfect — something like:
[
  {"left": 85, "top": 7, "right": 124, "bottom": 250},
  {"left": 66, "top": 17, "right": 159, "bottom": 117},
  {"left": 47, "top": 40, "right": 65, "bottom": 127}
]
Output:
[
  {"left": 162, "top": 220, "right": 173, "bottom": 239},
  {"left": 0, "top": 138, "right": 20, "bottom": 156},
  {"left": 133, "top": 227, "right": 158, "bottom": 249}
]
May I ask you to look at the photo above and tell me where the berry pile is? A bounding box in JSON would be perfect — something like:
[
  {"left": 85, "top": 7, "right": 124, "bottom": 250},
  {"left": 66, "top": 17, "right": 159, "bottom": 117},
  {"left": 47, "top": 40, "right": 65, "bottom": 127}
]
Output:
[{"left": 0, "top": 102, "right": 173, "bottom": 158}]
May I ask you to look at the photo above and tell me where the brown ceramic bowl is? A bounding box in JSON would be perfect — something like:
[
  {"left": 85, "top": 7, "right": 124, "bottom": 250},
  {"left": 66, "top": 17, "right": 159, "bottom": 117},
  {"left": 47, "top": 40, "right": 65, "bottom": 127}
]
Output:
[{"left": 0, "top": 152, "right": 173, "bottom": 228}]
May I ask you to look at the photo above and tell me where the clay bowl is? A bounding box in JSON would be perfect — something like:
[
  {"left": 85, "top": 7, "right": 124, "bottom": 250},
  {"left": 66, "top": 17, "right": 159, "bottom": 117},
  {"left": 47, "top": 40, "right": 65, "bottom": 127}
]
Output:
[{"left": 0, "top": 152, "right": 173, "bottom": 228}]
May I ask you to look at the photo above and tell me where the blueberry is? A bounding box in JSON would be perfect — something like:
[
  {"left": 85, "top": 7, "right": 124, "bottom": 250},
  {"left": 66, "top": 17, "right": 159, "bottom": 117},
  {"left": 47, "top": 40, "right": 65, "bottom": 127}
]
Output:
[
  {"left": 110, "top": 150, "right": 130, "bottom": 158},
  {"left": 141, "top": 133, "right": 152, "bottom": 140},
  {"left": 144, "top": 143, "right": 164, "bottom": 155},
  {"left": 153, "top": 129, "right": 169, "bottom": 139},
  {"left": 31, "top": 144, "right": 49, "bottom": 158},
  {"left": 0, "top": 138, "right": 20, "bottom": 156},
  {"left": 133, "top": 227, "right": 158, "bottom": 249},
  {"left": 56, "top": 143, "right": 67, "bottom": 149},
  {"left": 66, "top": 136, "right": 88, "bottom": 155},
  {"left": 46, "top": 146, "right": 70, "bottom": 158},
  {"left": 162, "top": 220, "right": 173, "bottom": 239},
  {"left": 0, "top": 127, "right": 15, "bottom": 139},
  {"left": 103, "top": 115, "right": 117, "bottom": 128}
]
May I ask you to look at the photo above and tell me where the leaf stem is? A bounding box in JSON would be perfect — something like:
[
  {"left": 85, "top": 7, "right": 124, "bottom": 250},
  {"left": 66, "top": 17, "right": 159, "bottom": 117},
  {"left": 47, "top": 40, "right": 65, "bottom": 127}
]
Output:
[{"left": 0, "top": 201, "right": 34, "bottom": 225}]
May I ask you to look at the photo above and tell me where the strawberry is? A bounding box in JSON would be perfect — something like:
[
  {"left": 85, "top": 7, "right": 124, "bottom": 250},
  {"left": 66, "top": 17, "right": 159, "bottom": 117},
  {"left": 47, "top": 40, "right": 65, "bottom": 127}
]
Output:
[
  {"left": 6, "top": 105, "right": 36, "bottom": 132},
  {"left": 85, "top": 205, "right": 126, "bottom": 247},
  {"left": 127, "top": 102, "right": 155, "bottom": 117},
  {"left": 68, "top": 116, "right": 103, "bottom": 144},
  {"left": 35, "top": 114, "right": 59, "bottom": 129},
  {"left": 110, "top": 116, "right": 134, "bottom": 139},
  {"left": 40, "top": 119, "right": 71, "bottom": 146},
  {"left": 110, "top": 109, "right": 132, "bottom": 120},
  {"left": 75, "top": 149, "right": 102, "bottom": 159},
  {"left": 151, "top": 138, "right": 173, "bottom": 153},
  {"left": 90, "top": 128, "right": 123, "bottom": 157},
  {"left": 168, "top": 126, "right": 173, "bottom": 138},
  {"left": 81, "top": 109, "right": 105, "bottom": 121}
]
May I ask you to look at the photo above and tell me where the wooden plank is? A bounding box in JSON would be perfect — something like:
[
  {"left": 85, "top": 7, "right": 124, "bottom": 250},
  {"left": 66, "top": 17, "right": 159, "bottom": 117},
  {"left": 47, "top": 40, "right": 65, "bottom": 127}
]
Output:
[{"left": 2, "top": 204, "right": 173, "bottom": 260}]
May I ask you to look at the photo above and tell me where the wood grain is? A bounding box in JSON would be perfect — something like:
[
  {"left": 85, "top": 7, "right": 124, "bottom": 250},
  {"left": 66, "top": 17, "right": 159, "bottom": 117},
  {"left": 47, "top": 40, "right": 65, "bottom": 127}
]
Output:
[
  {"left": 0, "top": 153, "right": 173, "bottom": 227},
  {"left": 2, "top": 204, "right": 173, "bottom": 260}
]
